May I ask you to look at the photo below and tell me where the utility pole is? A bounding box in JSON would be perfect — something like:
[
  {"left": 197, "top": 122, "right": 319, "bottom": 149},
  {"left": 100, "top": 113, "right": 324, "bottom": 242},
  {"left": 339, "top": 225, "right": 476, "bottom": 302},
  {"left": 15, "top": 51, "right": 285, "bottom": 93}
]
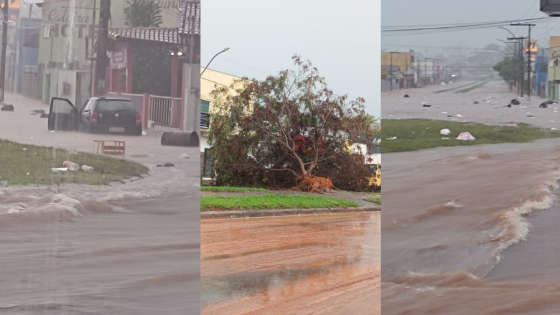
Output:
[
  {"left": 0, "top": 0, "right": 9, "bottom": 103},
  {"left": 509, "top": 36, "right": 526, "bottom": 97},
  {"left": 389, "top": 52, "right": 393, "bottom": 91},
  {"left": 94, "top": 0, "right": 110, "bottom": 96},
  {"left": 90, "top": 0, "right": 97, "bottom": 97},
  {"left": 511, "top": 23, "right": 535, "bottom": 100},
  {"left": 424, "top": 58, "right": 428, "bottom": 86}
]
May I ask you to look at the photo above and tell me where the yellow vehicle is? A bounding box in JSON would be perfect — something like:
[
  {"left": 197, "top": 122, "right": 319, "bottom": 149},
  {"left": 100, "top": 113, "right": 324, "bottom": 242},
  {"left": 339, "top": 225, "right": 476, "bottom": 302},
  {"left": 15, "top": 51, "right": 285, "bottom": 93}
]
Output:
[
  {"left": 345, "top": 140, "right": 381, "bottom": 190},
  {"left": 367, "top": 162, "right": 381, "bottom": 190}
]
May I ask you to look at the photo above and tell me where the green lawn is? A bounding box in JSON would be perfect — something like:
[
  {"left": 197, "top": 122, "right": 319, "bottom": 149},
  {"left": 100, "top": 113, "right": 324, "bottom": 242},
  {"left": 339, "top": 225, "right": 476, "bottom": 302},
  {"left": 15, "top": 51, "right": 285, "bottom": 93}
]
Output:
[
  {"left": 366, "top": 196, "right": 381, "bottom": 205},
  {"left": 382, "top": 119, "right": 560, "bottom": 153},
  {"left": 201, "top": 186, "right": 267, "bottom": 192},
  {"left": 201, "top": 194, "right": 359, "bottom": 211},
  {"left": 0, "top": 140, "right": 148, "bottom": 186}
]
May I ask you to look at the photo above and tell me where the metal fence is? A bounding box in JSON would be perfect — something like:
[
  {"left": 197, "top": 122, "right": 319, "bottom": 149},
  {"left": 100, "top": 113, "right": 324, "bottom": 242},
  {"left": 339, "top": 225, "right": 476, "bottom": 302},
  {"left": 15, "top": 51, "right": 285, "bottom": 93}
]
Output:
[{"left": 149, "top": 96, "right": 182, "bottom": 128}]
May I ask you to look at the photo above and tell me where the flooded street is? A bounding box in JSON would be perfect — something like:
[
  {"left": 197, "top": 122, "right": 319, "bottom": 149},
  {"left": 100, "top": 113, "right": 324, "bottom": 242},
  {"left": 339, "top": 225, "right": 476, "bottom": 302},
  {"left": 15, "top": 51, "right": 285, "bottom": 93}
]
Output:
[
  {"left": 383, "top": 80, "right": 560, "bottom": 130},
  {"left": 0, "top": 94, "right": 200, "bottom": 314},
  {"left": 382, "top": 82, "right": 560, "bottom": 314},
  {"left": 201, "top": 212, "right": 380, "bottom": 315}
]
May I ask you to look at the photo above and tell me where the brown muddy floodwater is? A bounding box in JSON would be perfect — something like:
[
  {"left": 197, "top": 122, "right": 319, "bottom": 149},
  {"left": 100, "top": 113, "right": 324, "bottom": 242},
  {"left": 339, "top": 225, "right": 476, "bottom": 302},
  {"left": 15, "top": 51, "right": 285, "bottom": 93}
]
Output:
[
  {"left": 201, "top": 212, "right": 380, "bottom": 315},
  {"left": 382, "top": 82, "right": 560, "bottom": 314},
  {"left": 0, "top": 93, "right": 200, "bottom": 314}
]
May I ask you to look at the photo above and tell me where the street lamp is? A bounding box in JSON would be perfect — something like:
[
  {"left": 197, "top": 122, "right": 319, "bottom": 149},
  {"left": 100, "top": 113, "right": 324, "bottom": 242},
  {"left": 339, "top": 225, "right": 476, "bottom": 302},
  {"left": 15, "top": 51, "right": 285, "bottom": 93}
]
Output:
[
  {"left": 498, "top": 26, "right": 515, "bottom": 38},
  {"left": 201, "top": 47, "right": 230, "bottom": 77}
]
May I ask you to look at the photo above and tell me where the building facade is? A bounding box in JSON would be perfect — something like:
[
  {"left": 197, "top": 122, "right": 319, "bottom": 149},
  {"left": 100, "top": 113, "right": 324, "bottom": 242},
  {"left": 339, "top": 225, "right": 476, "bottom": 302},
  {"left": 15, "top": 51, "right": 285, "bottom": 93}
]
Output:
[
  {"left": 381, "top": 50, "right": 415, "bottom": 91},
  {"left": 38, "top": 0, "right": 184, "bottom": 106},
  {"left": 548, "top": 37, "right": 560, "bottom": 100}
]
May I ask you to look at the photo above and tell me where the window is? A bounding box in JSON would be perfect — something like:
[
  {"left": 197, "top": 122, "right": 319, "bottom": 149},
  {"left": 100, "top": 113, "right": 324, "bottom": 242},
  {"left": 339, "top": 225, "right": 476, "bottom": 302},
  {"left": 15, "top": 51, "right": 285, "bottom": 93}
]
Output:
[{"left": 96, "top": 100, "right": 135, "bottom": 111}]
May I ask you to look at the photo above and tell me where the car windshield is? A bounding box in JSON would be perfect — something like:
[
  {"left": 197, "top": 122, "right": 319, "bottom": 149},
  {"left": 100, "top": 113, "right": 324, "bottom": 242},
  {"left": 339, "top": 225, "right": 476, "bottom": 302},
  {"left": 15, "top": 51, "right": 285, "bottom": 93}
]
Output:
[{"left": 97, "top": 100, "right": 135, "bottom": 112}]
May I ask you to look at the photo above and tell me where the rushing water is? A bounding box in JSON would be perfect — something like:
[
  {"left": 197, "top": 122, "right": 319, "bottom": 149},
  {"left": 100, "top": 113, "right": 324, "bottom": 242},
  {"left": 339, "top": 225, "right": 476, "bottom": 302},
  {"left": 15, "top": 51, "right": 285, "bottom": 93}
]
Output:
[
  {"left": 382, "top": 83, "right": 560, "bottom": 314},
  {"left": 0, "top": 93, "right": 200, "bottom": 314}
]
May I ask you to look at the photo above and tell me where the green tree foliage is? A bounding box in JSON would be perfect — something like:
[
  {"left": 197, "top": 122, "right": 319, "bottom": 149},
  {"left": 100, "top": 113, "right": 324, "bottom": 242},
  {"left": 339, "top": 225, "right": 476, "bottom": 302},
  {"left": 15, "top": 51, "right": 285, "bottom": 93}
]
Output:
[
  {"left": 124, "top": 0, "right": 163, "bottom": 27},
  {"left": 124, "top": 0, "right": 171, "bottom": 96},
  {"left": 493, "top": 58, "right": 513, "bottom": 81},
  {"left": 208, "top": 56, "right": 378, "bottom": 191}
]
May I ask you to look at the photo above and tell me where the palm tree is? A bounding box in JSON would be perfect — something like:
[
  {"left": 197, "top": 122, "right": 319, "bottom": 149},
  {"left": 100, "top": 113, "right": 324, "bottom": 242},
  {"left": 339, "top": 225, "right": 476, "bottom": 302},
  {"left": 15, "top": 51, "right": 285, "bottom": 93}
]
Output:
[{"left": 124, "top": 0, "right": 163, "bottom": 27}]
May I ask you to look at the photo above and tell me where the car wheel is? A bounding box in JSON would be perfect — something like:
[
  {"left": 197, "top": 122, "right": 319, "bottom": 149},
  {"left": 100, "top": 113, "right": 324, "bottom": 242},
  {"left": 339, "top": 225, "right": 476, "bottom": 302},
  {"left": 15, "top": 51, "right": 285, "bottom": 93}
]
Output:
[{"left": 134, "top": 126, "right": 143, "bottom": 136}]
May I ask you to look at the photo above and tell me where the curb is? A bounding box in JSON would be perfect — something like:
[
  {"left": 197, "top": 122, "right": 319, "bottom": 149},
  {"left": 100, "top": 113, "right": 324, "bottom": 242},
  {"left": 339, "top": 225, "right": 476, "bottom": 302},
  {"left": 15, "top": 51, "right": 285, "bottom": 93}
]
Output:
[{"left": 201, "top": 206, "right": 380, "bottom": 219}]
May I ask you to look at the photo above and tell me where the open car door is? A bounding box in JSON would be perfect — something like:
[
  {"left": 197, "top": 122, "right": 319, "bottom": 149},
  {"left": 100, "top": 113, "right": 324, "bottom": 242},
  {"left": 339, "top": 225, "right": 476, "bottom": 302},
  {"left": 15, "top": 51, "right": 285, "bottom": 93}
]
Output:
[{"left": 48, "top": 97, "right": 79, "bottom": 131}]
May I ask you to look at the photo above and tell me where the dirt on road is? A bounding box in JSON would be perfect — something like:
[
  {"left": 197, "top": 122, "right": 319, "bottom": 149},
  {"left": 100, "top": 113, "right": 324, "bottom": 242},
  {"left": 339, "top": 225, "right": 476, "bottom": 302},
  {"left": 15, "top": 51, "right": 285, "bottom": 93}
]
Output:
[{"left": 201, "top": 212, "right": 380, "bottom": 315}]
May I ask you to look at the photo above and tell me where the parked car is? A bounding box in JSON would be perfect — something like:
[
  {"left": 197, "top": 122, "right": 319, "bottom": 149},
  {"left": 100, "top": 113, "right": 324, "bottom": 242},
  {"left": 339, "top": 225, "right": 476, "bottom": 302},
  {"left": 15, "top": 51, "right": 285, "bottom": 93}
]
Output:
[{"left": 48, "top": 97, "right": 142, "bottom": 135}]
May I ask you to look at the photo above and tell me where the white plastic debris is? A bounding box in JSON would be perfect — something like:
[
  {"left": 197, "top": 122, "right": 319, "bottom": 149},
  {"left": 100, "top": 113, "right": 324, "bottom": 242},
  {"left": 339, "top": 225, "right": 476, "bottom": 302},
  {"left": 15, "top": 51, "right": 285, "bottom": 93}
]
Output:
[
  {"left": 63, "top": 161, "right": 79, "bottom": 171},
  {"left": 81, "top": 165, "right": 94, "bottom": 172},
  {"left": 180, "top": 153, "right": 190, "bottom": 159},
  {"left": 142, "top": 131, "right": 147, "bottom": 136},
  {"left": 442, "top": 137, "right": 450, "bottom": 140},
  {"left": 440, "top": 129, "right": 451, "bottom": 136},
  {"left": 387, "top": 137, "right": 397, "bottom": 141},
  {"left": 456, "top": 132, "right": 476, "bottom": 141},
  {"left": 456, "top": 114, "right": 464, "bottom": 118},
  {"left": 52, "top": 168, "right": 68, "bottom": 173}
]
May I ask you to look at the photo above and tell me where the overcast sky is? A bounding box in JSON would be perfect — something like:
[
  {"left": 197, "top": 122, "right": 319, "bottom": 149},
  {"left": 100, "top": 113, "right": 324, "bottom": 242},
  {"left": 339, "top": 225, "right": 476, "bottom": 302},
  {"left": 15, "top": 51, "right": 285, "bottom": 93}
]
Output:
[
  {"left": 382, "top": 0, "right": 558, "bottom": 54},
  {"left": 202, "top": 0, "right": 380, "bottom": 117}
]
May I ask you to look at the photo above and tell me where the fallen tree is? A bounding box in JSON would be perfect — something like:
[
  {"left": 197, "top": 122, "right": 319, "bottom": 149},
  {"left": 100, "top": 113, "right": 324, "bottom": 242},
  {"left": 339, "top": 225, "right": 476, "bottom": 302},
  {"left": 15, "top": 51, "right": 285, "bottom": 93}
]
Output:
[{"left": 208, "top": 55, "right": 378, "bottom": 191}]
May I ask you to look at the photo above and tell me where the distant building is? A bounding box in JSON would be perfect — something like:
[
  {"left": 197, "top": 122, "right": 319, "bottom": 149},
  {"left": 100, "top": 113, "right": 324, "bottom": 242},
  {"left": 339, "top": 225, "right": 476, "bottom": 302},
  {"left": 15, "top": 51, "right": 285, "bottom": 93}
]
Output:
[
  {"left": 199, "top": 68, "right": 243, "bottom": 179},
  {"left": 534, "top": 51, "right": 548, "bottom": 98},
  {"left": 548, "top": 37, "right": 560, "bottom": 100},
  {"left": 381, "top": 50, "right": 415, "bottom": 91}
]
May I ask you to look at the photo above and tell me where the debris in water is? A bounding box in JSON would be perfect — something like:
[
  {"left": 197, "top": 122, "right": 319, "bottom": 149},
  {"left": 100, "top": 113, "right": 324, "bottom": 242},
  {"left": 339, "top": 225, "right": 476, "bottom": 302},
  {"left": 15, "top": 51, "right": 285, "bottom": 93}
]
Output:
[
  {"left": 30, "top": 109, "right": 45, "bottom": 115},
  {"left": 1, "top": 104, "right": 14, "bottom": 111},
  {"left": 157, "top": 163, "right": 175, "bottom": 167}
]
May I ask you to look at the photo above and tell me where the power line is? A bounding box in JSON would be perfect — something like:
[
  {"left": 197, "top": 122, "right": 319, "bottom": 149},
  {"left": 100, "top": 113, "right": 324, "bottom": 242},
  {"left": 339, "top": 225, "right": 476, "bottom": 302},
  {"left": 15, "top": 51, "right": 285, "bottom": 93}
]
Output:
[
  {"left": 518, "top": 1, "right": 538, "bottom": 20},
  {"left": 382, "top": 17, "right": 551, "bottom": 31}
]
